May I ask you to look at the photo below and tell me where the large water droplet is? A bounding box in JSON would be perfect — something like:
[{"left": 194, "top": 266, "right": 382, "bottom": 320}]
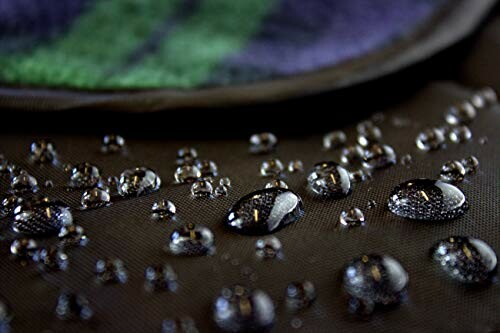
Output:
[
  {"left": 33, "top": 246, "right": 69, "bottom": 272},
  {"left": 190, "top": 179, "right": 213, "bottom": 198},
  {"left": 81, "top": 186, "right": 111, "bottom": 209},
  {"left": 339, "top": 207, "right": 366, "bottom": 228},
  {"left": 118, "top": 167, "right": 161, "bottom": 197},
  {"left": 249, "top": 133, "right": 278, "bottom": 154},
  {"left": 362, "top": 144, "right": 396, "bottom": 169},
  {"left": 68, "top": 162, "right": 101, "bottom": 189},
  {"left": 10, "top": 170, "right": 38, "bottom": 194},
  {"left": 255, "top": 235, "right": 283, "bottom": 260},
  {"left": 323, "top": 131, "right": 346, "bottom": 150},
  {"left": 342, "top": 254, "right": 408, "bottom": 312},
  {"left": 445, "top": 101, "right": 476, "bottom": 125},
  {"left": 387, "top": 179, "right": 468, "bottom": 220},
  {"left": 101, "top": 134, "right": 126, "bottom": 154},
  {"left": 58, "top": 225, "right": 89, "bottom": 248},
  {"left": 95, "top": 258, "right": 128, "bottom": 284},
  {"left": 415, "top": 128, "right": 445, "bottom": 151},
  {"left": 169, "top": 223, "right": 215, "bottom": 256},
  {"left": 448, "top": 125, "right": 472, "bottom": 143},
  {"left": 174, "top": 165, "right": 201, "bottom": 184},
  {"left": 151, "top": 200, "right": 176, "bottom": 220},
  {"left": 286, "top": 281, "right": 316, "bottom": 312},
  {"left": 13, "top": 197, "right": 73, "bottom": 236},
  {"left": 431, "top": 236, "right": 497, "bottom": 284},
  {"left": 30, "top": 139, "right": 57, "bottom": 164},
  {"left": 226, "top": 188, "right": 304, "bottom": 235},
  {"left": 55, "top": 292, "right": 93, "bottom": 321},
  {"left": 144, "top": 264, "right": 178, "bottom": 292},
  {"left": 439, "top": 161, "right": 466, "bottom": 183},
  {"left": 213, "top": 285, "right": 275, "bottom": 332},
  {"left": 307, "top": 162, "right": 351, "bottom": 198},
  {"left": 260, "top": 159, "right": 284, "bottom": 177}
]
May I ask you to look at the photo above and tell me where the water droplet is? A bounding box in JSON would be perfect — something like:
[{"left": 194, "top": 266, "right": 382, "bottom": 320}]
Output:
[
  {"left": 10, "top": 170, "right": 38, "bottom": 194},
  {"left": 226, "top": 188, "right": 304, "bottom": 235},
  {"left": 196, "top": 160, "right": 218, "bottom": 178},
  {"left": 260, "top": 159, "right": 284, "bottom": 177},
  {"left": 287, "top": 160, "right": 304, "bottom": 173},
  {"left": 415, "top": 128, "right": 446, "bottom": 151},
  {"left": 43, "top": 180, "right": 54, "bottom": 188},
  {"left": 290, "top": 318, "right": 303, "bottom": 329},
  {"left": 13, "top": 197, "right": 73, "bottom": 236},
  {"left": 10, "top": 238, "right": 39, "bottom": 262},
  {"left": 307, "top": 162, "right": 351, "bottom": 198},
  {"left": 190, "top": 179, "right": 213, "bottom": 198},
  {"left": 476, "top": 87, "right": 497, "bottom": 107},
  {"left": 367, "top": 200, "right": 377, "bottom": 209},
  {"left": 342, "top": 254, "right": 408, "bottom": 313},
  {"left": 118, "top": 167, "right": 161, "bottom": 197},
  {"left": 30, "top": 139, "right": 57, "bottom": 164},
  {"left": 174, "top": 165, "right": 201, "bottom": 184},
  {"left": 219, "top": 177, "right": 231, "bottom": 187},
  {"left": 349, "top": 169, "right": 370, "bottom": 183},
  {"left": 144, "top": 264, "right": 178, "bottom": 292},
  {"left": 68, "top": 162, "right": 101, "bottom": 189},
  {"left": 439, "top": 160, "right": 466, "bottom": 183},
  {"left": 445, "top": 101, "right": 477, "bottom": 125},
  {"left": 0, "top": 297, "right": 13, "bottom": 329},
  {"left": 461, "top": 156, "right": 479, "bottom": 174},
  {"left": 151, "top": 200, "right": 176, "bottom": 220},
  {"left": 169, "top": 223, "right": 215, "bottom": 256},
  {"left": 33, "top": 246, "right": 69, "bottom": 271},
  {"left": 58, "top": 225, "right": 89, "bottom": 248},
  {"left": 400, "top": 154, "right": 413, "bottom": 166},
  {"left": 255, "top": 236, "right": 283, "bottom": 260},
  {"left": 95, "top": 258, "right": 128, "bottom": 284},
  {"left": 214, "top": 185, "right": 229, "bottom": 197},
  {"left": 162, "top": 317, "right": 198, "bottom": 333},
  {"left": 81, "top": 186, "right": 111, "bottom": 209},
  {"left": 286, "top": 281, "right": 316, "bottom": 312},
  {"left": 249, "top": 133, "right": 278, "bottom": 154},
  {"left": 0, "top": 194, "right": 24, "bottom": 218},
  {"left": 176, "top": 147, "right": 198, "bottom": 166},
  {"left": 448, "top": 125, "right": 472, "bottom": 143},
  {"left": 213, "top": 285, "right": 275, "bottom": 332},
  {"left": 431, "top": 236, "right": 497, "bottom": 284},
  {"left": 55, "top": 292, "right": 93, "bottom": 321},
  {"left": 362, "top": 144, "right": 396, "bottom": 169},
  {"left": 101, "top": 134, "right": 126, "bottom": 154},
  {"left": 323, "top": 131, "right": 347, "bottom": 150},
  {"left": 265, "top": 179, "right": 288, "bottom": 189},
  {"left": 357, "top": 126, "right": 382, "bottom": 147},
  {"left": 478, "top": 136, "right": 488, "bottom": 145},
  {"left": 340, "top": 145, "right": 364, "bottom": 165},
  {"left": 387, "top": 179, "right": 468, "bottom": 220},
  {"left": 339, "top": 207, "right": 366, "bottom": 228}
]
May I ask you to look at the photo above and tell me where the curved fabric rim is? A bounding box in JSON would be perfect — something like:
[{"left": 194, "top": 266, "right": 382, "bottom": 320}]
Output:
[{"left": 0, "top": 0, "right": 495, "bottom": 112}]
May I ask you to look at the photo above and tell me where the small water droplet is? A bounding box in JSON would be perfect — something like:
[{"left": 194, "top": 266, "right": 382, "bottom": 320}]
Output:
[
  {"left": 95, "top": 258, "right": 128, "bottom": 284},
  {"left": 400, "top": 154, "right": 413, "bottom": 166},
  {"left": 367, "top": 200, "right": 377, "bottom": 209},
  {"left": 255, "top": 236, "right": 283, "bottom": 260},
  {"left": 286, "top": 281, "right": 316, "bottom": 312},
  {"left": 290, "top": 317, "right": 303, "bottom": 329},
  {"left": 81, "top": 186, "right": 111, "bottom": 209},
  {"left": 101, "top": 134, "right": 126, "bottom": 154},
  {"left": 219, "top": 177, "right": 232, "bottom": 187},
  {"left": 190, "top": 179, "right": 213, "bottom": 198},
  {"left": 43, "top": 180, "right": 54, "bottom": 188},
  {"left": 342, "top": 254, "right": 408, "bottom": 313},
  {"left": 339, "top": 207, "right": 365, "bottom": 228},
  {"left": 478, "top": 136, "right": 488, "bottom": 145},
  {"left": 10, "top": 170, "right": 38, "bottom": 194},
  {"left": 30, "top": 139, "right": 57, "bottom": 164},
  {"left": 431, "top": 236, "right": 497, "bottom": 284},
  {"left": 68, "top": 163, "right": 101, "bottom": 189},
  {"left": 323, "top": 131, "right": 347, "bottom": 150},
  {"left": 476, "top": 87, "right": 497, "bottom": 107},
  {"left": 174, "top": 165, "right": 201, "bottom": 184},
  {"left": 162, "top": 317, "right": 198, "bottom": 333},
  {"left": 33, "top": 246, "right": 69, "bottom": 271},
  {"left": 214, "top": 185, "right": 229, "bottom": 197},
  {"left": 169, "top": 223, "right": 215, "bottom": 256},
  {"left": 340, "top": 145, "right": 364, "bottom": 166},
  {"left": 415, "top": 128, "right": 446, "bottom": 151},
  {"left": 287, "top": 160, "right": 304, "bottom": 173},
  {"left": 10, "top": 238, "right": 39, "bottom": 263},
  {"left": 357, "top": 126, "right": 382, "bottom": 148},
  {"left": 144, "top": 264, "right": 178, "bottom": 292},
  {"left": 151, "top": 200, "right": 176, "bottom": 220},
  {"left": 0, "top": 194, "right": 24, "bottom": 218},
  {"left": 176, "top": 147, "right": 198, "bottom": 166},
  {"left": 445, "top": 101, "right": 477, "bottom": 125},
  {"left": 307, "top": 162, "right": 351, "bottom": 198},
  {"left": 439, "top": 160, "right": 466, "bottom": 183},
  {"left": 387, "top": 179, "right": 468, "bottom": 220},
  {"left": 213, "top": 285, "right": 275, "bottom": 332},
  {"left": 12, "top": 197, "right": 73, "bottom": 236},
  {"left": 58, "top": 225, "right": 89, "bottom": 247},
  {"left": 249, "top": 133, "right": 278, "bottom": 154},
  {"left": 362, "top": 144, "right": 396, "bottom": 169},
  {"left": 265, "top": 179, "right": 288, "bottom": 189},
  {"left": 55, "top": 292, "right": 93, "bottom": 321},
  {"left": 461, "top": 156, "right": 479, "bottom": 174},
  {"left": 118, "top": 167, "right": 161, "bottom": 197},
  {"left": 226, "top": 188, "right": 304, "bottom": 235},
  {"left": 260, "top": 159, "right": 284, "bottom": 177},
  {"left": 448, "top": 125, "right": 472, "bottom": 143},
  {"left": 196, "top": 160, "right": 218, "bottom": 178}
]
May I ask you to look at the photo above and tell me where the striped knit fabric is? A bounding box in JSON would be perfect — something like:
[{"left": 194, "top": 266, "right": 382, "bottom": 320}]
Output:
[{"left": 0, "top": 0, "right": 448, "bottom": 90}]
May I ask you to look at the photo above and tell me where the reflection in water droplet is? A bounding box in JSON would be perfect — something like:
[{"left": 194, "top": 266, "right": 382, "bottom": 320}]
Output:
[
  {"left": 196, "top": 160, "right": 218, "bottom": 178},
  {"left": 151, "top": 200, "right": 176, "bottom": 220},
  {"left": 265, "top": 179, "right": 288, "bottom": 189},
  {"left": 81, "top": 186, "right": 111, "bottom": 209},
  {"left": 387, "top": 179, "right": 468, "bottom": 220},
  {"left": 323, "top": 131, "right": 346, "bottom": 150},
  {"left": 260, "top": 159, "right": 284, "bottom": 177},
  {"left": 431, "top": 236, "right": 497, "bottom": 284},
  {"left": 286, "top": 281, "right": 316, "bottom": 312},
  {"left": 339, "top": 207, "right": 365, "bottom": 228},
  {"left": 439, "top": 161, "right": 466, "bottom": 184},
  {"left": 68, "top": 163, "right": 101, "bottom": 189},
  {"left": 30, "top": 139, "right": 58, "bottom": 164},
  {"left": 191, "top": 179, "right": 213, "bottom": 198},
  {"left": 55, "top": 292, "right": 93, "bottom": 321},
  {"left": 10, "top": 238, "right": 39, "bottom": 262},
  {"left": 33, "top": 246, "right": 69, "bottom": 271},
  {"left": 10, "top": 171, "right": 38, "bottom": 194},
  {"left": 448, "top": 125, "right": 472, "bottom": 143},
  {"left": 174, "top": 165, "right": 201, "bottom": 184},
  {"left": 249, "top": 133, "right": 278, "bottom": 154},
  {"left": 340, "top": 145, "right": 364, "bottom": 166},
  {"left": 144, "top": 264, "right": 178, "bottom": 292},
  {"left": 13, "top": 197, "right": 73, "bottom": 236},
  {"left": 226, "top": 188, "right": 304, "bottom": 235},
  {"left": 118, "top": 167, "right": 161, "bottom": 197},
  {"left": 95, "top": 258, "right": 128, "bottom": 284},
  {"left": 287, "top": 160, "right": 304, "bottom": 173},
  {"left": 416, "top": 128, "right": 446, "bottom": 151},
  {"left": 255, "top": 236, "right": 283, "bottom": 260},
  {"left": 213, "top": 285, "right": 275, "bottom": 332},
  {"left": 101, "top": 134, "right": 126, "bottom": 154},
  {"left": 169, "top": 224, "right": 215, "bottom": 256},
  {"left": 461, "top": 156, "right": 479, "bottom": 175},
  {"left": 58, "top": 225, "right": 89, "bottom": 248},
  {"left": 307, "top": 162, "right": 351, "bottom": 198},
  {"left": 342, "top": 254, "right": 408, "bottom": 315},
  {"left": 445, "top": 101, "right": 476, "bottom": 125},
  {"left": 362, "top": 144, "right": 396, "bottom": 169}
]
